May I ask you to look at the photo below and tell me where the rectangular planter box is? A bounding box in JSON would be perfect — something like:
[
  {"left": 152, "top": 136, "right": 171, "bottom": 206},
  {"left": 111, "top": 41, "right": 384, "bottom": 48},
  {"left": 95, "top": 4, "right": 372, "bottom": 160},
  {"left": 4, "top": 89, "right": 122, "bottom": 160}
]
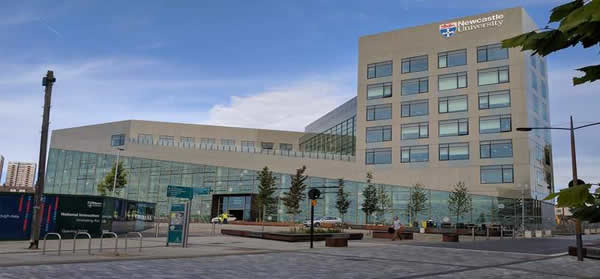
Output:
[
  {"left": 372, "top": 231, "right": 413, "bottom": 240},
  {"left": 221, "top": 229, "right": 363, "bottom": 242}
]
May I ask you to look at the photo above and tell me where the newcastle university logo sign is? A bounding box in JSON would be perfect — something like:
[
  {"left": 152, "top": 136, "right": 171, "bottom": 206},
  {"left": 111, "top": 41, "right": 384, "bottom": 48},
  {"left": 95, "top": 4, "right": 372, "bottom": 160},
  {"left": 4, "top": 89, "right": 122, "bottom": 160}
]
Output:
[{"left": 439, "top": 14, "right": 504, "bottom": 38}]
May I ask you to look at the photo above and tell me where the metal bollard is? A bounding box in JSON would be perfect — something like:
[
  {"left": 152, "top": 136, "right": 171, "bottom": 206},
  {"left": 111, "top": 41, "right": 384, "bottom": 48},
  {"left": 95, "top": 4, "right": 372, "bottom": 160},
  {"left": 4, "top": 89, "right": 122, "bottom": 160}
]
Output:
[
  {"left": 42, "top": 233, "right": 62, "bottom": 255},
  {"left": 100, "top": 232, "right": 119, "bottom": 255},
  {"left": 486, "top": 227, "right": 490, "bottom": 240},
  {"left": 73, "top": 232, "right": 92, "bottom": 255},
  {"left": 500, "top": 226, "right": 504, "bottom": 239},
  {"left": 125, "top": 232, "right": 143, "bottom": 253},
  {"left": 512, "top": 228, "right": 516, "bottom": 239},
  {"left": 472, "top": 227, "right": 475, "bottom": 241}
]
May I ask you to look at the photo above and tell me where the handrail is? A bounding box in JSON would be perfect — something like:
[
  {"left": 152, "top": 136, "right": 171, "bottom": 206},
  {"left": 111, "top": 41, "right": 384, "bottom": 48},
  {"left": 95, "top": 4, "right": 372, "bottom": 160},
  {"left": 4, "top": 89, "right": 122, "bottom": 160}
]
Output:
[
  {"left": 73, "top": 232, "right": 92, "bottom": 255},
  {"left": 100, "top": 232, "right": 119, "bottom": 255},
  {"left": 42, "top": 233, "right": 62, "bottom": 255},
  {"left": 125, "top": 232, "right": 143, "bottom": 253}
]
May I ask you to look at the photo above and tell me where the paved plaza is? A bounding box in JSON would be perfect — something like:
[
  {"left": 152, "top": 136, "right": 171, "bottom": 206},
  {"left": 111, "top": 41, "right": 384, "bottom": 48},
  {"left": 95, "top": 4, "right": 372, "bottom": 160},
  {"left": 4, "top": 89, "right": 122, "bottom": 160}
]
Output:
[{"left": 1, "top": 225, "right": 599, "bottom": 279}]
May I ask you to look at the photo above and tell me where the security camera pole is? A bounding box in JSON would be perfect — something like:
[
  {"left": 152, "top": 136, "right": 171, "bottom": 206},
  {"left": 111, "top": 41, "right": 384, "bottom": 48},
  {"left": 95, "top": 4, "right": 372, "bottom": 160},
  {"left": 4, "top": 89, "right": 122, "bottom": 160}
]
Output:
[
  {"left": 308, "top": 188, "right": 321, "bottom": 249},
  {"left": 29, "top": 71, "right": 56, "bottom": 249}
]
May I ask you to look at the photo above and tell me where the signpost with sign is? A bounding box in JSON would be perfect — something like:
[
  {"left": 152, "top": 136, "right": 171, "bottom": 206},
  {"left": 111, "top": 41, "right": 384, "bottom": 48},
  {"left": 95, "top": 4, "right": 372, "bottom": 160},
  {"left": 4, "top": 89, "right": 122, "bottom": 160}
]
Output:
[
  {"left": 307, "top": 188, "right": 321, "bottom": 249},
  {"left": 166, "top": 185, "right": 193, "bottom": 247}
]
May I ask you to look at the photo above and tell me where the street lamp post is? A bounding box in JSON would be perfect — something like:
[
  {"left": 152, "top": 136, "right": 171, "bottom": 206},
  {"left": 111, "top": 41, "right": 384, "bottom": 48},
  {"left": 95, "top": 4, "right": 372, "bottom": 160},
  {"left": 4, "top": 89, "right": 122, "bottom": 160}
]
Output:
[
  {"left": 517, "top": 115, "right": 600, "bottom": 261},
  {"left": 112, "top": 147, "right": 125, "bottom": 196}
]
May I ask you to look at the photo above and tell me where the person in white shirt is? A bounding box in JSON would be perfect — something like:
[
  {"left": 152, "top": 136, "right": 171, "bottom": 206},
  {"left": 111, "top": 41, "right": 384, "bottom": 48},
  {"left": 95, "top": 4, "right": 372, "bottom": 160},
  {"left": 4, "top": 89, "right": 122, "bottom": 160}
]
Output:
[{"left": 391, "top": 216, "right": 403, "bottom": 241}]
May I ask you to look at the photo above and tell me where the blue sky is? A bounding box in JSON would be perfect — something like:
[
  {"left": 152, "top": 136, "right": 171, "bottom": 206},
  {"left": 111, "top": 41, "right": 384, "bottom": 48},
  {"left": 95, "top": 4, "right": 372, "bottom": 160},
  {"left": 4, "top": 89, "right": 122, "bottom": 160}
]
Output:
[{"left": 1, "top": 0, "right": 599, "bottom": 190}]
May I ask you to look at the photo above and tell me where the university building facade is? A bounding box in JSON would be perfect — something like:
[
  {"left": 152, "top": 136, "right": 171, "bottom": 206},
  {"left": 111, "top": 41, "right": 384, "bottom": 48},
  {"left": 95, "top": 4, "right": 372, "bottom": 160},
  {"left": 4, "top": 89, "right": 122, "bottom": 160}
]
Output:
[{"left": 45, "top": 7, "right": 554, "bottom": 226}]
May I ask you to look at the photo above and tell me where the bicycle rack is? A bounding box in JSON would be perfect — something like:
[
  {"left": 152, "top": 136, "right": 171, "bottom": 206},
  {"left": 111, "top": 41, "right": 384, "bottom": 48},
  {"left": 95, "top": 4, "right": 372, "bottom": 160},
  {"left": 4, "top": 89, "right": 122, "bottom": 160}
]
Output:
[
  {"left": 100, "top": 232, "right": 119, "bottom": 255},
  {"left": 73, "top": 232, "right": 92, "bottom": 255},
  {"left": 42, "top": 233, "right": 62, "bottom": 255},
  {"left": 125, "top": 232, "right": 143, "bottom": 253}
]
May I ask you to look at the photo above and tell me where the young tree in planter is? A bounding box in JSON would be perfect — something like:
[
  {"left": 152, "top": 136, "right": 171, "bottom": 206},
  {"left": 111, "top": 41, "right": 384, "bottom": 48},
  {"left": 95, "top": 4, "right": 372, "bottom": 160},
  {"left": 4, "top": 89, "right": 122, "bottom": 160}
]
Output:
[
  {"left": 335, "top": 178, "right": 351, "bottom": 224},
  {"left": 448, "top": 181, "right": 472, "bottom": 226},
  {"left": 407, "top": 183, "right": 428, "bottom": 226},
  {"left": 281, "top": 166, "right": 307, "bottom": 227},
  {"left": 256, "top": 166, "right": 278, "bottom": 222},
  {"left": 361, "top": 172, "right": 379, "bottom": 224},
  {"left": 97, "top": 161, "right": 128, "bottom": 196},
  {"left": 376, "top": 185, "right": 392, "bottom": 224}
]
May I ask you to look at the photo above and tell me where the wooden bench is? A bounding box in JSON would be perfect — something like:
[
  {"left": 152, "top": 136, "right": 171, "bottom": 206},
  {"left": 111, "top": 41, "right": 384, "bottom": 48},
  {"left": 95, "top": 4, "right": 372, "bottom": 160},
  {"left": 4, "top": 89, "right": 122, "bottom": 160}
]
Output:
[
  {"left": 442, "top": 233, "right": 459, "bottom": 242},
  {"left": 326, "top": 235, "right": 349, "bottom": 247}
]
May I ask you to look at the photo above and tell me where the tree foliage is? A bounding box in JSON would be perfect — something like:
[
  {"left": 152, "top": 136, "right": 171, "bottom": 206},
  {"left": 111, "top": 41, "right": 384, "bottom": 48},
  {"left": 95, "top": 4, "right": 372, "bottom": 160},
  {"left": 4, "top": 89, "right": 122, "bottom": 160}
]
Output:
[
  {"left": 408, "top": 183, "right": 428, "bottom": 224},
  {"left": 335, "top": 178, "right": 351, "bottom": 223},
  {"left": 97, "top": 161, "right": 128, "bottom": 196},
  {"left": 545, "top": 184, "right": 600, "bottom": 223},
  {"left": 256, "top": 166, "right": 278, "bottom": 221},
  {"left": 281, "top": 166, "right": 308, "bottom": 221},
  {"left": 502, "top": 0, "right": 600, "bottom": 85},
  {"left": 361, "top": 172, "right": 379, "bottom": 224},
  {"left": 376, "top": 185, "right": 392, "bottom": 223},
  {"left": 448, "top": 182, "right": 472, "bottom": 224}
]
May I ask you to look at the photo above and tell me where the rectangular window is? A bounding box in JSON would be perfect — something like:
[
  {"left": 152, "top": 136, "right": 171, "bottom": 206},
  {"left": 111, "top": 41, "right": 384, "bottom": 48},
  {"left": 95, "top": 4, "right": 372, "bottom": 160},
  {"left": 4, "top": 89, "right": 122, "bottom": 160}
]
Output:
[
  {"left": 111, "top": 134, "right": 125, "bottom": 147},
  {"left": 200, "top": 138, "right": 216, "bottom": 145},
  {"left": 401, "top": 77, "right": 428, "bottom": 95},
  {"left": 541, "top": 82, "right": 548, "bottom": 99},
  {"left": 477, "top": 43, "right": 508, "bottom": 63},
  {"left": 366, "top": 125, "right": 392, "bottom": 143},
  {"left": 401, "top": 100, "right": 428, "bottom": 117},
  {"left": 261, "top": 142, "right": 274, "bottom": 149},
  {"left": 438, "top": 72, "right": 467, "bottom": 91},
  {"left": 480, "top": 139, "right": 512, "bottom": 158},
  {"left": 535, "top": 143, "right": 544, "bottom": 162},
  {"left": 137, "top": 134, "right": 153, "bottom": 144},
  {"left": 367, "top": 82, "right": 392, "bottom": 100},
  {"left": 530, "top": 55, "right": 537, "bottom": 69},
  {"left": 241, "top": 140, "right": 256, "bottom": 149},
  {"left": 479, "top": 115, "right": 511, "bottom": 134},
  {"left": 367, "top": 61, "right": 392, "bottom": 79},
  {"left": 401, "top": 145, "right": 429, "bottom": 163},
  {"left": 480, "top": 165, "right": 514, "bottom": 184},
  {"left": 439, "top": 142, "right": 469, "bottom": 161},
  {"left": 478, "top": 66, "right": 509, "bottom": 86},
  {"left": 401, "top": 55, "right": 428, "bottom": 73},
  {"left": 439, "top": 118, "right": 469, "bottom": 137},
  {"left": 479, "top": 90, "right": 510, "bottom": 109},
  {"left": 438, "top": 49, "right": 467, "bottom": 68},
  {"left": 401, "top": 122, "right": 428, "bottom": 140},
  {"left": 366, "top": 104, "right": 392, "bottom": 121},
  {"left": 439, "top": 95, "right": 468, "bottom": 113},
  {"left": 158, "top": 135, "right": 174, "bottom": 146},
  {"left": 530, "top": 70, "right": 538, "bottom": 90},
  {"left": 365, "top": 148, "right": 392, "bottom": 165},
  {"left": 221, "top": 139, "right": 235, "bottom": 146},
  {"left": 279, "top": 143, "right": 293, "bottom": 151},
  {"left": 180, "top": 136, "right": 195, "bottom": 147}
]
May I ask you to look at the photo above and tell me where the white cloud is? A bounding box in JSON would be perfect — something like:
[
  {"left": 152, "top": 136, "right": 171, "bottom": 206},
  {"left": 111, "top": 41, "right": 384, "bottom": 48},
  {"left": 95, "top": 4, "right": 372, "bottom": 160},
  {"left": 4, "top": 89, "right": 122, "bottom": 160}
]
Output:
[{"left": 205, "top": 74, "right": 354, "bottom": 131}]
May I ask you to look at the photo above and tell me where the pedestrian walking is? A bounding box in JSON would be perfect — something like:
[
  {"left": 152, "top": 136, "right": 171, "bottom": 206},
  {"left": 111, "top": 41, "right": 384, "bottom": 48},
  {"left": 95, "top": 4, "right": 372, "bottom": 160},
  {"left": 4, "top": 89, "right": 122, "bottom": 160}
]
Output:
[{"left": 391, "top": 216, "right": 403, "bottom": 241}]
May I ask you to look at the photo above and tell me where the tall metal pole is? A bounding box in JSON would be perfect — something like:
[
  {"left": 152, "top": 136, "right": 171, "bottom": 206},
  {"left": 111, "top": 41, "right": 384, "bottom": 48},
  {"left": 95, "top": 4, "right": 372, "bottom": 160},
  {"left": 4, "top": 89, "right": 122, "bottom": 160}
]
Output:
[
  {"left": 111, "top": 149, "right": 121, "bottom": 196},
  {"left": 29, "top": 71, "right": 56, "bottom": 249},
  {"left": 521, "top": 184, "right": 525, "bottom": 232},
  {"left": 570, "top": 116, "right": 584, "bottom": 261},
  {"left": 310, "top": 201, "right": 315, "bottom": 249}
]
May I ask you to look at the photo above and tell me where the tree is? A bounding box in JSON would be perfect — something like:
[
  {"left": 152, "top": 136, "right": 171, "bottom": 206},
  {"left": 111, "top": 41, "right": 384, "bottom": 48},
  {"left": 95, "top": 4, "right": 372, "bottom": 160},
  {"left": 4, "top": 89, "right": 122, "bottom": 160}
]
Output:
[
  {"left": 448, "top": 182, "right": 473, "bottom": 226},
  {"left": 361, "top": 172, "right": 379, "bottom": 224},
  {"left": 376, "top": 185, "right": 392, "bottom": 224},
  {"left": 335, "top": 178, "right": 351, "bottom": 223},
  {"left": 545, "top": 184, "right": 600, "bottom": 223},
  {"left": 97, "top": 161, "right": 127, "bottom": 196},
  {"left": 281, "top": 166, "right": 307, "bottom": 223},
  {"left": 502, "top": 0, "right": 600, "bottom": 85},
  {"left": 256, "top": 166, "right": 278, "bottom": 222},
  {"left": 408, "top": 183, "right": 428, "bottom": 226}
]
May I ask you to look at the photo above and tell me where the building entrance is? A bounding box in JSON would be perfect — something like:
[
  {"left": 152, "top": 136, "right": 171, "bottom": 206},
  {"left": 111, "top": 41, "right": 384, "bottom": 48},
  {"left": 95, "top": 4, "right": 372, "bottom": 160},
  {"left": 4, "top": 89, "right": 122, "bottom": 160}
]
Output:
[{"left": 211, "top": 194, "right": 257, "bottom": 221}]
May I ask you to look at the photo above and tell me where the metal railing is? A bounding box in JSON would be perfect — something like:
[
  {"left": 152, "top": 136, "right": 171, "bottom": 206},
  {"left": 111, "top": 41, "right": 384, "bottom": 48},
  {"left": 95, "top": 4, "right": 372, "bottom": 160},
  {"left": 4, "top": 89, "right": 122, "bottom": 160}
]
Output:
[
  {"left": 127, "top": 137, "right": 355, "bottom": 162},
  {"left": 100, "top": 232, "right": 119, "bottom": 255},
  {"left": 73, "top": 232, "right": 92, "bottom": 255},
  {"left": 42, "top": 233, "right": 62, "bottom": 255},
  {"left": 125, "top": 232, "right": 143, "bottom": 253}
]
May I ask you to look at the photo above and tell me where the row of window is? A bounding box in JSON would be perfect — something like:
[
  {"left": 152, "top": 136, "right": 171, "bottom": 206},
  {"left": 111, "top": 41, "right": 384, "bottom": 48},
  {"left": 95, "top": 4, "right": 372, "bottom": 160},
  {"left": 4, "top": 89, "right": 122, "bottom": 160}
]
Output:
[
  {"left": 367, "top": 90, "right": 511, "bottom": 121},
  {"left": 112, "top": 134, "right": 293, "bottom": 151},
  {"left": 368, "top": 67, "right": 509, "bottom": 100},
  {"left": 366, "top": 115, "right": 511, "bottom": 142},
  {"left": 366, "top": 139, "right": 512, "bottom": 162},
  {"left": 367, "top": 43, "right": 508, "bottom": 79}
]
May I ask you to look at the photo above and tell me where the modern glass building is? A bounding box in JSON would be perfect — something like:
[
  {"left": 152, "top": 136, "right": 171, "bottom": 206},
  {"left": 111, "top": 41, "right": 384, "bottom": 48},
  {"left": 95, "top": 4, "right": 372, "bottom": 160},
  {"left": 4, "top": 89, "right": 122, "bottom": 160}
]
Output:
[{"left": 45, "top": 7, "right": 554, "bottom": 227}]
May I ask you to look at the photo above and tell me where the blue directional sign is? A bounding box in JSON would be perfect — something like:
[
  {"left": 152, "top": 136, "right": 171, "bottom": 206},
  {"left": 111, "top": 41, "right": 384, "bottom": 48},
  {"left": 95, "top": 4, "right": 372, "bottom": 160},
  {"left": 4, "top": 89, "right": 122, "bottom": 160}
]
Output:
[
  {"left": 167, "top": 185, "right": 193, "bottom": 200},
  {"left": 193, "top": 187, "right": 212, "bottom": 195}
]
